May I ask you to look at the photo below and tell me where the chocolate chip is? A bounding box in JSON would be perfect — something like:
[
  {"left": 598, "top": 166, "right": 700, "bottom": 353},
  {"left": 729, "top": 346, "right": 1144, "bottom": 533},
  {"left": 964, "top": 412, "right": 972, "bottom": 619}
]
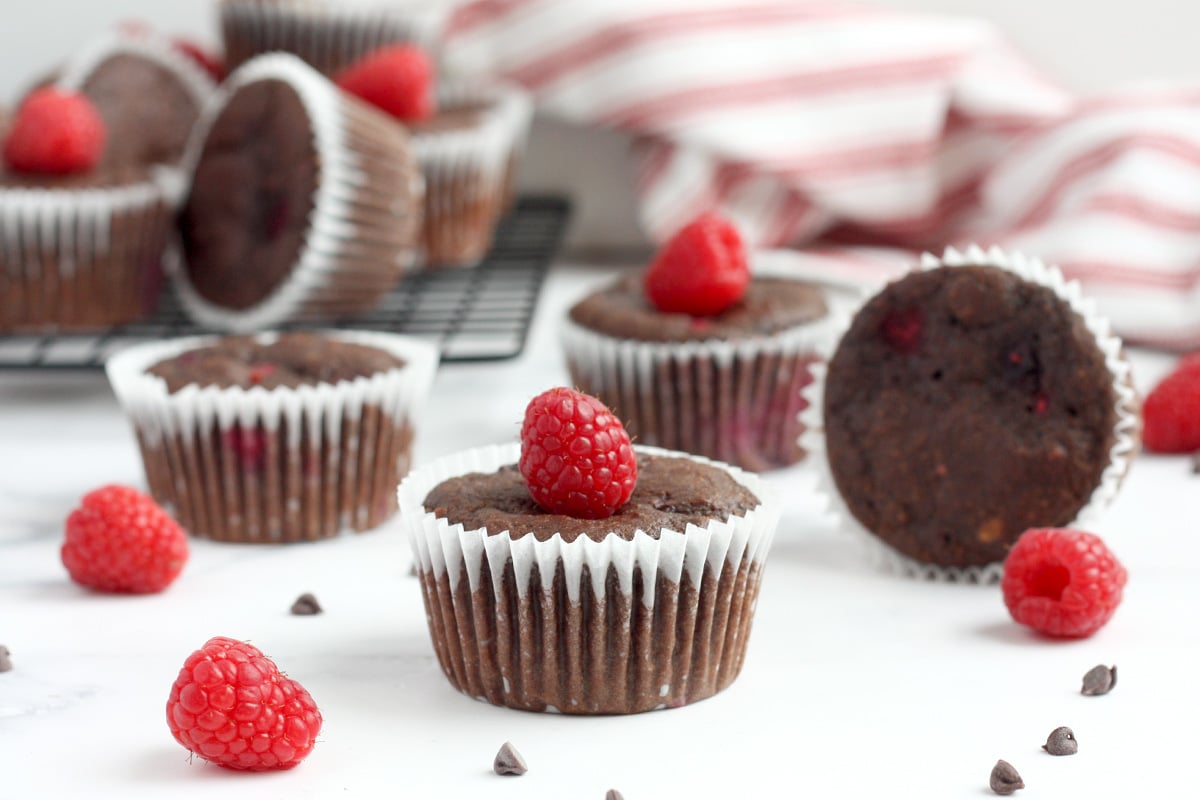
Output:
[
  {"left": 290, "top": 593, "right": 322, "bottom": 616},
  {"left": 493, "top": 741, "right": 527, "bottom": 776},
  {"left": 606, "top": 791, "right": 625, "bottom": 800},
  {"left": 1042, "top": 726, "right": 1078, "bottom": 756},
  {"left": 0, "top": 645, "right": 11, "bottom": 673},
  {"left": 1081, "top": 664, "right": 1116, "bottom": 696},
  {"left": 990, "top": 760, "right": 1024, "bottom": 795},
  {"left": 408, "top": 563, "right": 418, "bottom": 577}
]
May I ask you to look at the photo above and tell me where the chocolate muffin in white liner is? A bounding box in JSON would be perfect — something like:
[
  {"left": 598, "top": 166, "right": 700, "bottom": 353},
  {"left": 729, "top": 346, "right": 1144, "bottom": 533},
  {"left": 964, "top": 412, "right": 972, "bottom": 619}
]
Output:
[
  {"left": 801, "top": 244, "right": 1137, "bottom": 582},
  {"left": 0, "top": 32, "right": 216, "bottom": 331},
  {"left": 221, "top": 0, "right": 449, "bottom": 77},
  {"left": 409, "top": 80, "right": 533, "bottom": 268},
  {"left": 56, "top": 29, "right": 218, "bottom": 170},
  {"left": 0, "top": 175, "right": 178, "bottom": 331},
  {"left": 170, "top": 53, "right": 424, "bottom": 332},
  {"left": 106, "top": 330, "right": 438, "bottom": 543},
  {"left": 398, "top": 443, "right": 780, "bottom": 714},
  {"left": 563, "top": 252, "right": 860, "bottom": 472}
]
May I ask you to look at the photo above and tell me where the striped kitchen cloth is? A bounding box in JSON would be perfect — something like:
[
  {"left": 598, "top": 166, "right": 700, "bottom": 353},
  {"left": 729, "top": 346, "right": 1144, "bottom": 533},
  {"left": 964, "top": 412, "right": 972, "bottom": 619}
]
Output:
[{"left": 443, "top": 0, "right": 1200, "bottom": 348}]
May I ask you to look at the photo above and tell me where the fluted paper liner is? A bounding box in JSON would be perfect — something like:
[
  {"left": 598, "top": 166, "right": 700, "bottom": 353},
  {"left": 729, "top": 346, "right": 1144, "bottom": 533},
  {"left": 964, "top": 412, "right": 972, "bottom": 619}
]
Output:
[
  {"left": 221, "top": 0, "right": 449, "bottom": 76},
  {"left": 800, "top": 245, "right": 1139, "bottom": 583},
  {"left": 398, "top": 443, "right": 780, "bottom": 714},
  {"left": 107, "top": 330, "right": 438, "bottom": 542},
  {"left": 0, "top": 174, "right": 177, "bottom": 331},
  {"left": 412, "top": 81, "right": 533, "bottom": 268},
  {"left": 563, "top": 255, "right": 857, "bottom": 471},
  {"left": 170, "top": 53, "right": 424, "bottom": 331}
]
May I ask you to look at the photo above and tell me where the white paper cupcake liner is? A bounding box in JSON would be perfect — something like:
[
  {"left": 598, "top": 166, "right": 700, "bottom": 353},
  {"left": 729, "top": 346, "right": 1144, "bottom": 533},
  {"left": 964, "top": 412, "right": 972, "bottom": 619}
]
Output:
[
  {"left": 410, "top": 80, "right": 534, "bottom": 268},
  {"left": 0, "top": 173, "right": 177, "bottom": 330},
  {"left": 398, "top": 443, "right": 780, "bottom": 714},
  {"left": 221, "top": 0, "right": 450, "bottom": 76},
  {"left": 106, "top": 330, "right": 438, "bottom": 542},
  {"left": 800, "top": 244, "right": 1140, "bottom": 583},
  {"left": 562, "top": 254, "right": 859, "bottom": 471},
  {"left": 169, "top": 53, "right": 424, "bottom": 332}
]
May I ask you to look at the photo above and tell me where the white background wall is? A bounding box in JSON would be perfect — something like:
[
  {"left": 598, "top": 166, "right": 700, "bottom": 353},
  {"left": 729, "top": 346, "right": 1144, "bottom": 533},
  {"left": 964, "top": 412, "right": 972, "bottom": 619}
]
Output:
[{"left": 3, "top": 1, "right": 1198, "bottom": 250}]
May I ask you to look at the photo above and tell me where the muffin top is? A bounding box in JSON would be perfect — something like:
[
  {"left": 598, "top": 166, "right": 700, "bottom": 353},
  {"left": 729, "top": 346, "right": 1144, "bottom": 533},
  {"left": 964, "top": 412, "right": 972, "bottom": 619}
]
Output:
[
  {"left": 146, "top": 332, "right": 405, "bottom": 392},
  {"left": 823, "top": 264, "right": 1119, "bottom": 568},
  {"left": 79, "top": 52, "right": 205, "bottom": 170},
  {"left": 569, "top": 273, "right": 828, "bottom": 343},
  {"left": 423, "top": 454, "right": 759, "bottom": 543},
  {"left": 179, "top": 78, "right": 319, "bottom": 310}
]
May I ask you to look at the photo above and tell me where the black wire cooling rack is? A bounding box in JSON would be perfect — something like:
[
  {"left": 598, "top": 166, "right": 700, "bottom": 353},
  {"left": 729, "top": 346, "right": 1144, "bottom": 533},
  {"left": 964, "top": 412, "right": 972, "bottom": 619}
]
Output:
[{"left": 0, "top": 195, "right": 570, "bottom": 370}]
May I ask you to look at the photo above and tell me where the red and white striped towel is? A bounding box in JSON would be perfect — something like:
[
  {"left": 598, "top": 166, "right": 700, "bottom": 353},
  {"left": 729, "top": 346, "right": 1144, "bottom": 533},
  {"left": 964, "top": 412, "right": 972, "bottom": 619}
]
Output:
[{"left": 443, "top": 0, "right": 1200, "bottom": 349}]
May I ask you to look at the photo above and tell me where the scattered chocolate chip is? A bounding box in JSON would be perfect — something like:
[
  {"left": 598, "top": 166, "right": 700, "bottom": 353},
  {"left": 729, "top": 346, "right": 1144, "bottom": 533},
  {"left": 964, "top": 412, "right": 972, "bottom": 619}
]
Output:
[
  {"left": 990, "top": 760, "right": 1024, "bottom": 795},
  {"left": 0, "top": 645, "right": 11, "bottom": 673},
  {"left": 408, "top": 563, "right": 418, "bottom": 577},
  {"left": 606, "top": 791, "right": 625, "bottom": 800},
  {"left": 1081, "top": 664, "right": 1116, "bottom": 696},
  {"left": 493, "top": 741, "right": 527, "bottom": 776},
  {"left": 290, "top": 593, "right": 322, "bottom": 616},
  {"left": 1042, "top": 726, "right": 1078, "bottom": 756}
]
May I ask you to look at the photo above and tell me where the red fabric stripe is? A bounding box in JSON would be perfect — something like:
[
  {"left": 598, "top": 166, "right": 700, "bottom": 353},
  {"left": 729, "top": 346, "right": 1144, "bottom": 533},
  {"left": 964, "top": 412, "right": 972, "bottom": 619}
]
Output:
[
  {"left": 506, "top": 4, "right": 882, "bottom": 90},
  {"left": 766, "top": 138, "right": 940, "bottom": 178},
  {"left": 445, "top": 0, "right": 540, "bottom": 37},
  {"left": 1084, "top": 193, "right": 1200, "bottom": 232},
  {"left": 600, "top": 53, "right": 964, "bottom": 129},
  {"left": 1011, "top": 133, "right": 1200, "bottom": 231}
]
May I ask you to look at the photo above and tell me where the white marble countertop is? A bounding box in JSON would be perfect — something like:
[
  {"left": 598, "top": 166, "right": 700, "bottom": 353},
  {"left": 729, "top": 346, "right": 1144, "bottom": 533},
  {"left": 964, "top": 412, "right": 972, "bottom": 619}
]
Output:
[{"left": 1, "top": 263, "right": 1196, "bottom": 799}]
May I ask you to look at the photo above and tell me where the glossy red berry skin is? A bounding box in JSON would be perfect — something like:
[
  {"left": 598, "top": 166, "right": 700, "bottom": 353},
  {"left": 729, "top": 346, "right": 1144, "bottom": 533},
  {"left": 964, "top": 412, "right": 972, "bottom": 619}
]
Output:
[
  {"left": 61, "top": 485, "right": 188, "bottom": 594},
  {"left": 519, "top": 388, "right": 637, "bottom": 519},
  {"left": 644, "top": 212, "right": 750, "bottom": 317},
  {"left": 1001, "top": 528, "right": 1127, "bottom": 638},
  {"left": 3, "top": 88, "right": 107, "bottom": 174},
  {"left": 167, "top": 637, "right": 322, "bottom": 771},
  {"left": 1143, "top": 360, "right": 1200, "bottom": 453},
  {"left": 335, "top": 44, "right": 436, "bottom": 122}
]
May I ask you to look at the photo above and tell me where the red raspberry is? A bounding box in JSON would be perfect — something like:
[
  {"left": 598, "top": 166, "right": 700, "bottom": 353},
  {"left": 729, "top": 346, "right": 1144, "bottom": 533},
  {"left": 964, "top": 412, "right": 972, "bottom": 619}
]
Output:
[
  {"left": 172, "top": 38, "right": 226, "bottom": 82},
  {"left": 3, "top": 88, "right": 107, "bottom": 175},
  {"left": 1143, "top": 359, "right": 1200, "bottom": 453},
  {"left": 644, "top": 212, "right": 750, "bottom": 317},
  {"left": 335, "top": 45, "right": 436, "bottom": 123},
  {"left": 61, "top": 485, "right": 189, "bottom": 594},
  {"left": 880, "top": 308, "right": 923, "bottom": 353},
  {"left": 1001, "top": 528, "right": 1127, "bottom": 638},
  {"left": 519, "top": 388, "right": 637, "bottom": 519},
  {"left": 167, "top": 637, "right": 322, "bottom": 771}
]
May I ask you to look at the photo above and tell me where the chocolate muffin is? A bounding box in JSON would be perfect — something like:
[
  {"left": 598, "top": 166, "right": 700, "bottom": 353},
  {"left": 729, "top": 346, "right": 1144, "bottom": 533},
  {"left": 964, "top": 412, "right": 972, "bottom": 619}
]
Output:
[
  {"left": 408, "top": 81, "right": 532, "bottom": 267},
  {"left": 400, "top": 444, "right": 780, "bottom": 715},
  {"left": 172, "top": 54, "right": 424, "bottom": 330},
  {"left": 0, "top": 120, "right": 175, "bottom": 331},
  {"left": 107, "top": 331, "right": 439, "bottom": 543},
  {"left": 60, "top": 32, "right": 216, "bottom": 170},
  {"left": 221, "top": 0, "right": 447, "bottom": 77},
  {"left": 814, "top": 247, "right": 1138, "bottom": 575},
  {"left": 564, "top": 269, "right": 838, "bottom": 471}
]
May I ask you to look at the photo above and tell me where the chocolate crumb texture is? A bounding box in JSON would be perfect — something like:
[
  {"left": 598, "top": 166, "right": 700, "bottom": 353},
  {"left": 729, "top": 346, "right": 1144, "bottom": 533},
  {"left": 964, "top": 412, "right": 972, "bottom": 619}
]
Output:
[
  {"left": 0, "top": 644, "right": 11, "bottom": 673},
  {"left": 1081, "top": 664, "right": 1117, "bottom": 696},
  {"left": 990, "top": 760, "right": 1024, "bottom": 795},
  {"left": 606, "top": 790, "right": 625, "bottom": 800},
  {"left": 290, "top": 593, "right": 323, "bottom": 616},
  {"left": 1042, "top": 726, "right": 1078, "bottom": 756},
  {"left": 493, "top": 741, "right": 527, "bottom": 776}
]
